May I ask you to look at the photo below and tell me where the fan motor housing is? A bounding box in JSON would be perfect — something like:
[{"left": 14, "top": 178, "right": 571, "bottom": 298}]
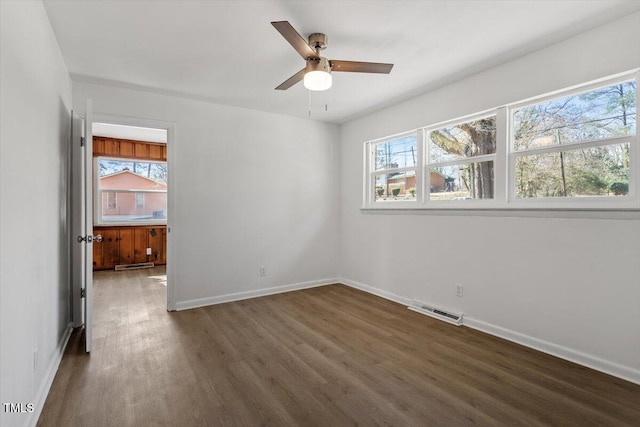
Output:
[
  {"left": 306, "top": 56, "right": 331, "bottom": 74},
  {"left": 308, "top": 33, "right": 328, "bottom": 51}
]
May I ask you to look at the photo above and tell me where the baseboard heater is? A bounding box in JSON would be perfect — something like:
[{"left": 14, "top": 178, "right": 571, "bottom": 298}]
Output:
[
  {"left": 407, "top": 300, "right": 463, "bottom": 326},
  {"left": 115, "top": 262, "right": 154, "bottom": 271}
]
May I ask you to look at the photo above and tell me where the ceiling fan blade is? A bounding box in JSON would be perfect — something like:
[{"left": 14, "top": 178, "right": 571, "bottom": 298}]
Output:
[
  {"left": 330, "top": 60, "right": 394, "bottom": 74},
  {"left": 275, "top": 68, "right": 306, "bottom": 90},
  {"left": 271, "top": 21, "right": 318, "bottom": 59}
]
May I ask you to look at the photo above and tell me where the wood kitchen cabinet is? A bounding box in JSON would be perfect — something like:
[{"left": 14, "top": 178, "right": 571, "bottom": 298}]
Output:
[
  {"left": 93, "top": 136, "right": 166, "bottom": 161},
  {"left": 93, "top": 226, "right": 166, "bottom": 270}
]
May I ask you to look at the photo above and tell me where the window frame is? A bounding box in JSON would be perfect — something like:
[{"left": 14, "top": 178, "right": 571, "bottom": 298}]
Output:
[
  {"left": 362, "top": 70, "right": 639, "bottom": 211},
  {"left": 423, "top": 111, "right": 499, "bottom": 208},
  {"left": 365, "top": 130, "right": 422, "bottom": 208},
  {"left": 507, "top": 74, "right": 638, "bottom": 208},
  {"left": 94, "top": 156, "right": 168, "bottom": 226}
]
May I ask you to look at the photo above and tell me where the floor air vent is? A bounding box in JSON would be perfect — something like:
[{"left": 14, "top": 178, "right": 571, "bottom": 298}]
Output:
[
  {"left": 407, "top": 300, "right": 463, "bottom": 326},
  {"left": 115, "top": 262, "right": 155, "bottom": 271}
]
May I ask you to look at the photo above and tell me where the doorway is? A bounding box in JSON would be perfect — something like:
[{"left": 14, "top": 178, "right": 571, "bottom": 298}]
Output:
[{"left": 89, "top": 121, "right": 173, "bottom": 315}]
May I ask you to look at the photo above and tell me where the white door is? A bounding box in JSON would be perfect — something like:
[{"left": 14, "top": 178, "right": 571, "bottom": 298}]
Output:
[
  {"left": 70, "top": 111, "right": 84, "bottom": 329},
  {"left": 71, "top": 100, "right": 96, "bottom": 353}
]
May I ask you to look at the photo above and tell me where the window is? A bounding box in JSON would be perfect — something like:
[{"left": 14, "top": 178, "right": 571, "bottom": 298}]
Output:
[
  {"left": 107, "top": 192, "right": 117, "bottom": 210},
  {"left": 363, "top": 72, "right": 639, "bottom": 210},
  {"left": 369, "top": 132, "right": 419, "bottom": 204},
  {"left": 511, "top": 80, "right": 635, "bottom": 200},
  {"left": 427, "top": 115, "right": 496, "bottom": 201},
  {"left": 95, "top": 157, "right": 167, "bottom": 224},
  {"left": 135, "top": 193, "right": 145, "bottom": 209}
]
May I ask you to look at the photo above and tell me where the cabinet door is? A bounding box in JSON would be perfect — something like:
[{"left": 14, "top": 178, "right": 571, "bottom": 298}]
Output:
[
  {"left": 134, "top": 228, "right": 148, "bottom": 263},
  {"left": 148, "top": 227, "right": 163, "bottom": 264},
  {"left": 118, "top": 229, "right": 134, "bottom": 265},
  {"left": 148, "top": 144, "right": 163, "bottom": 160},
  {"left": 159, "top": 228, "right": 167, "bottom": 264},
  {"left": 120, "top": 141, "right": 134, "bottom": 157},
  {"left": 104, "top": 139, "right": 119, "bottom": 156},
  {"left": 134, "top": 142, "right": 148, "bottom": 158},
  {"left": 102, "top": 229, "right": 119, "bottom": 269}
]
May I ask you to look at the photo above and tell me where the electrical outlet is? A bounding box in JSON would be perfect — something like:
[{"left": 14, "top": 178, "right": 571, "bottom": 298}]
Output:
[
  {"left": 259, "top": 266, "right": 266, "bottom": 276},
  {"left": 456, "top": 283, "right": 463, "bottom": 297},
  {"left": 146, "top": 247, "right": 152, "bottom": 255}
]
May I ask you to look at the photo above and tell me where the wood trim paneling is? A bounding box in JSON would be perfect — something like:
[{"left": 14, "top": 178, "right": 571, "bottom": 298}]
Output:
[
  {"left": 93, "top": 226, "right": 166, "bottom": 270},
  {"left": 93, "top": 136, "right": 166, "bottom": 161}
]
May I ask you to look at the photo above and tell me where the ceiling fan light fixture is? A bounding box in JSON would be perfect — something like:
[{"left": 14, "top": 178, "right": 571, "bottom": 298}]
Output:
[
  {"left": 304, "top": 70, "right": 332, "bottom": 91},
  {"left": 304, "top": 57, "right": 332, "bottom": 91},
  {"left": 271, "top": 21, "right": 393, "bottom": 91}
]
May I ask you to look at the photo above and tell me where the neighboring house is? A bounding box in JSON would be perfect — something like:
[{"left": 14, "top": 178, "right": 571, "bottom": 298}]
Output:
[
  {"left": 100, "top": 170, "right": 167, "bottom": 218},
  {"left": 385, "top": 170, "right": 447, "bottom": 195}
]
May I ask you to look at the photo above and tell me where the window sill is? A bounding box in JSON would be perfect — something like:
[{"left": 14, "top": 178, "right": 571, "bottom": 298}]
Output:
[
  {"left": 360, "top": 205, "right": 640, "bottom": 220},
  {"left": 94, "top": 221, "right": 167, "bottom": 227}
]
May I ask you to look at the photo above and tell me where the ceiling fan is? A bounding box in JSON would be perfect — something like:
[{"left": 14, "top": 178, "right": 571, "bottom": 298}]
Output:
[{"left": 271, "top": 21, "right": 394, "bottom": 91}]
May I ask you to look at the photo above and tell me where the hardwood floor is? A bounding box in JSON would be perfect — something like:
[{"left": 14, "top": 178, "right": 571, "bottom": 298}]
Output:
[{"left": 38, "top": 268, "right": 640, "bottom": 426}]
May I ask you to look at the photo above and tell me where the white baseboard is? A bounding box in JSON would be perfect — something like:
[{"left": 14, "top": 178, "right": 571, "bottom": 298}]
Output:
[
  {"left": 28, "top": 323, "right": 73, "bottom": 427},
  {"left": 339, "top": 277, "right": 640, "bottom": 385},
  {"left": 463, "top": 317, "right": 640, "bottom": 385},
  {"left": 339, "top": 278, "right": 411, "bottom": 306},
  {"left": 175, "top": 278, "right": 340, "bottom": 311}
]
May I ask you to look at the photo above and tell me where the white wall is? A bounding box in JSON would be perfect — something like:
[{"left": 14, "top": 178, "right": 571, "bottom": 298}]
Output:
[
  {"left": 340, "top": 13, "right": 640, "bottom": 382},
  {"left": 72, "top": 81, "right": 340, "bottom": 308},
  {"left": 0, "top": 1, "right": 73, "bottom": 426}
]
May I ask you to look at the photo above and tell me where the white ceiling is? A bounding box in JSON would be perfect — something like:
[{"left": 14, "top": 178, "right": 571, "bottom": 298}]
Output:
[
  {"left": 43, "top": 0, "right": 640, "bottom": 124},
  {"left": 93, "top": 122, "right": 167, "bottom": 143}
]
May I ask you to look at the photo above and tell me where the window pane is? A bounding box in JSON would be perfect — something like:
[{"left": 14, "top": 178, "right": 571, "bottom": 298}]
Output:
[
  {"left": 98, "top": 159, "right": 167, "bottom": 185},
  {"left": 515, "top": 143, "right": 630, "bottom": 198},
  {"left": 374, "top": 134, "right": 417, "bottom": 170},
  {"left": 98, "top": 158, "right": 167, "bottom": 223},
  {"left": 429, "top": 161, "right": 494, "bottom": 201},
  {"left": 428, "top": 116, "right": 496, "bottom": 163},
  {"left": 375, "top": 171, "right": 417, "bottom": 202},
  {"left": 513, "top": 81, "right": 636, "bottom": 151}
]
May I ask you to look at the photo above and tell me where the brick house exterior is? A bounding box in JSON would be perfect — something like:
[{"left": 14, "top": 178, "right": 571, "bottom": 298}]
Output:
[
  {"left": 100, "top": 171, "right": 167, "bottom": 218},
  {"left": 385, "top": 171, "right": 447, "bottom": 195}
]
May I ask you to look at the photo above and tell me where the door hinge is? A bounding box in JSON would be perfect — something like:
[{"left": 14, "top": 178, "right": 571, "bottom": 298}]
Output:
[
  {"left": 80, "top": 288, "right": 86, "bottom": 298},
  {"left": 80, "top": 136, "right": 85, "bottom": 147}
]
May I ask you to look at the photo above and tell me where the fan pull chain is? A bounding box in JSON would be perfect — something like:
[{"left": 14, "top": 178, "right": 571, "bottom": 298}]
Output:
[
  {"left": 325, "top": 89, "right": 328, "bottom": 112},
  {"left": 307, "top": 90, "right": 328, "bottom": 116}
]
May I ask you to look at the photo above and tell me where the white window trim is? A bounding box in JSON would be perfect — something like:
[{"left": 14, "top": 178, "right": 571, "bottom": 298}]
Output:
[
  {"left": 362, "top": 70, "right": 640, "bottom": 212},
  {"left": 94, "top": 156, "right": 168, "bottom": 226}
]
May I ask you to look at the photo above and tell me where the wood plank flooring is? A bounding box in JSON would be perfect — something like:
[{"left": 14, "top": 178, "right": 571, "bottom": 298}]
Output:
[{"left": 38, "top": 268, "right": 640, "bottom": 426}]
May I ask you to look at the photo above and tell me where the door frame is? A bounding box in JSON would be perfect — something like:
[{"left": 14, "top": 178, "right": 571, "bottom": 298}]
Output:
[{"left": 92, "top": 112, "right": 177, "bottom": 311}]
